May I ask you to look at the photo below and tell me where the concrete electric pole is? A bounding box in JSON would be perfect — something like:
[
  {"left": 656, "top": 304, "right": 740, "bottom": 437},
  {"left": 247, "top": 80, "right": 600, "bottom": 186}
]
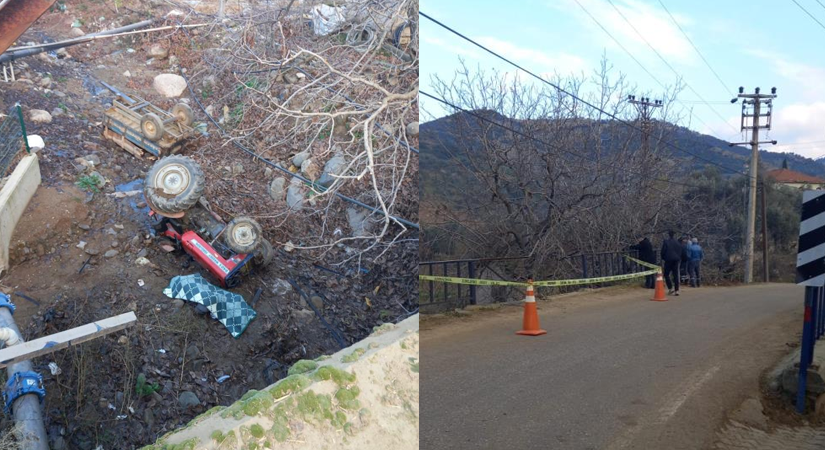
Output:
[
  {"left": 729, "top": 87, "right": 777, "bottom": 284},
  {"left": 627, "top": 95, "right": 663, "bottom": 155}
]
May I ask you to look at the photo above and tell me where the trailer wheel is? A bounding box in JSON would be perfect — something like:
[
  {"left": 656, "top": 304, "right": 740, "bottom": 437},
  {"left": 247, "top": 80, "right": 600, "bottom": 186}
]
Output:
[
  {"left": 140, "top": 113, "right": 165, "bottom": 141},
  {"left": 224, "top": 217, "right": 263, "bottom": 254},
  {"left": 253, "top": 238, "right": 274, "bottom": 267},
  {"left": 172, "top": 103, "right": 194, "bottom": 127},
  {"left": 144, "top": 155, "right": 205, "bottom": 214}
]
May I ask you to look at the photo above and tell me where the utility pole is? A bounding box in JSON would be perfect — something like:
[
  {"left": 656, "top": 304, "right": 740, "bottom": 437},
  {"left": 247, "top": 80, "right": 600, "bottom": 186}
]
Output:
[
  {"left": 761, "top": 178, "right": 769, "bottom": 282},
  {"left": 627, "top": 95, "right": 663, "bottom": 155},
  {"left": 729, "top": 86, "right": 777, "bottom": 284}
]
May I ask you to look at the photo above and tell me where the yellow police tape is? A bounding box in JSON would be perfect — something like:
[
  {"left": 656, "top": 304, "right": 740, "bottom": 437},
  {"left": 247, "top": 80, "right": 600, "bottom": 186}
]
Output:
[{"left": 418, "top": 255, "right": 662, "bottom": 288}]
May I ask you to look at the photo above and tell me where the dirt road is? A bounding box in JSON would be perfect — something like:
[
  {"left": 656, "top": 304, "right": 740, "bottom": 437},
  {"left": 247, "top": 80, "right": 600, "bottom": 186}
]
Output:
[{"left": 421, "top": 284, "right": 803, "bottom": 450}]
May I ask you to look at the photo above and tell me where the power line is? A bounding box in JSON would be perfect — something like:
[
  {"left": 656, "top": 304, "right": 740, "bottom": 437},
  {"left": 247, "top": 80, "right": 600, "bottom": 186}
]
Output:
[
  {"left": 569, "top": 0, "right": 723, "bottom": 137},
  {"left": 791, "top": 0, "right": 825, "bottom": 31},
  {"left": 817, "top": 0, "right": 825, "bottom": 12},
  {"left": 657, "top": 0, "right": 734, "bottom": 97},
  {"left": 421, "top": 89, "right": 706, "bottom": 189},
  {"left": 419, "top": 11, "right": 751, "bottom": 179},
  {"left": 598, "top": 0, "right": 739, "bottom": 135}
]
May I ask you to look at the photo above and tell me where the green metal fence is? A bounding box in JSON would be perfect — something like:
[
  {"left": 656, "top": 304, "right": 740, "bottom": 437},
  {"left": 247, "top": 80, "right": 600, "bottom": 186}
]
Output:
[{"left": 0, "top": 103, "right": 29, "bottom": 176}]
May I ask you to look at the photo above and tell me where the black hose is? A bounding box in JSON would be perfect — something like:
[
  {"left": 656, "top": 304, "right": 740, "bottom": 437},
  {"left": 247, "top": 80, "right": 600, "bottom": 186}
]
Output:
[{"left": 287, "top": 279, "right": 347, "bottom": 349}]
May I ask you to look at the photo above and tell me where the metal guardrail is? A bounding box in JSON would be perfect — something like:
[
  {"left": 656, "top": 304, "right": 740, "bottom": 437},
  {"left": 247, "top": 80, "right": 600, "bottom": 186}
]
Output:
[
  {"left": 419, "top": 251, "right": 643, "bottom": 312},
  {"left": 796, "top": 285, "right": 825, "bottom": 413}
]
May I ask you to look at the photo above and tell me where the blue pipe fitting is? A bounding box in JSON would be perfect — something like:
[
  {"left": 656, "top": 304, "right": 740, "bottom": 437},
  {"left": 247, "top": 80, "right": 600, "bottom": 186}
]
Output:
[
  {"left": 0, "top": 293, "right": 15, "bottom": 315},
  {"left": 3, "top": 371, "right": 45, "bottom": 415}
]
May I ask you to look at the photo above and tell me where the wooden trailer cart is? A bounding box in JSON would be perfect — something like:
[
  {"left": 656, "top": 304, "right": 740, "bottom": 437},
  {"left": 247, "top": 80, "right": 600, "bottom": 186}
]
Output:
[{"left": 101, "top": 82, "right": 196, "bottom": 158}]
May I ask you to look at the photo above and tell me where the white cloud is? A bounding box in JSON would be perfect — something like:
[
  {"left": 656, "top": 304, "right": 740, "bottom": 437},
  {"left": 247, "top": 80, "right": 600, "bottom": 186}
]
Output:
[
  {"left": 770, "top": 102, "right": 825, "bottom": 158},
  {"left": 746, "top": 49, "right": 825, "bottom": 97},
  {"left": 474, "top": 36, "right": 588, "bottom": 75},
  {"left": 553, "top": 0, "right": 696, "bottom": 65}
]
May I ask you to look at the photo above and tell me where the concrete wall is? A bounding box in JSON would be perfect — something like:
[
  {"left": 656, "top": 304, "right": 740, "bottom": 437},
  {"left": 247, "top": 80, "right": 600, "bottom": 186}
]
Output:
[
  {"left": 0, "top": 154, "right": 40, "bottom": 275},
  {"left": 145, "top": 315, "right": 419, "bottom": 450}
]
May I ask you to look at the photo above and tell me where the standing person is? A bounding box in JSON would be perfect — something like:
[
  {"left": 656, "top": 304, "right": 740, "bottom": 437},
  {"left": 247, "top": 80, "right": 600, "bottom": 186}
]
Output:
[
  {"left": 630, "top": 236, "right": 656, "bottom": 289},
  {"left": 688, "top": 238, "right": 704, "bottom": 287},
  {"left": 661, "top": 231, "right": 682, "bottom": 296},
  {"left": 679, "top": 236, "right": 692, "bottom": 286}
]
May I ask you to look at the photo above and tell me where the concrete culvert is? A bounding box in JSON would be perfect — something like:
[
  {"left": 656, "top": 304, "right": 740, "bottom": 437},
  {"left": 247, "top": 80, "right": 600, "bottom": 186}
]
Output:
[
  {"left": 144, "top": 155, "right": 205, "bottom": 214},
  {"left": 224, "top": 216, "right": 263, "bottom": 254}
]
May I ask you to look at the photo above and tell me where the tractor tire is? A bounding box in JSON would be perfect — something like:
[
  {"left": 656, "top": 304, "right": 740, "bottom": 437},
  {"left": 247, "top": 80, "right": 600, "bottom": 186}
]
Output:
[
  {"left": 144, "top": 155, "right": 205, "bottom": 214},
  {"left": 172, "top": 103, "right": 194, "bottom": 127},
  {"left": 253, "top": 238, "right": 274, "bottom": 267},
  {"left": 140, "top": 113, "right": 165, "bottom": 141},
  {"left": 224, "top": 216, "right": 263, "bottom": 254}
]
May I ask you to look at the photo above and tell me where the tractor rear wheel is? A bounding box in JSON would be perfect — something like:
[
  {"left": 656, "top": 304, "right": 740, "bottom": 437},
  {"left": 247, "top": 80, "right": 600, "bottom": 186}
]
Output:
[{"left": 144, "top": 155, "right": 205, "bottom": 214}]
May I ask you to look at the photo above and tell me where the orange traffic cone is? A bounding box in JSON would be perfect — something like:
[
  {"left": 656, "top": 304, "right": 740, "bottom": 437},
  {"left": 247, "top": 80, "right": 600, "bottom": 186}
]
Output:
[
  {"left": 516, "top": 279, "right": 547, "bottom": 336},
  {"left": 651, "top": 271, "right": 668, "bottom": 302}
]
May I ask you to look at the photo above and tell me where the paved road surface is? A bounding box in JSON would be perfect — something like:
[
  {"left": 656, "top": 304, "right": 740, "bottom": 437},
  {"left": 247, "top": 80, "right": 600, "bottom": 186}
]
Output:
[{"left": 421, "top": 284, "right": 803, "bottom": 450}]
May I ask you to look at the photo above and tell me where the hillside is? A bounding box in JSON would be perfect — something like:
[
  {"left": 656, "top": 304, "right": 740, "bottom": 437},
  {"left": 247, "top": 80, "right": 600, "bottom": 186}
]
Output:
[{"left": 420, "top": 111, "right": 825, "bottom": 206}]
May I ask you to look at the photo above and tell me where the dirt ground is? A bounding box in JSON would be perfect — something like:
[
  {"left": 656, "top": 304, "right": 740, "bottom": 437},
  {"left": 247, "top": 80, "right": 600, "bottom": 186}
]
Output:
[{"left": 0, "top": 1, "right": 417, "bottom": 448}]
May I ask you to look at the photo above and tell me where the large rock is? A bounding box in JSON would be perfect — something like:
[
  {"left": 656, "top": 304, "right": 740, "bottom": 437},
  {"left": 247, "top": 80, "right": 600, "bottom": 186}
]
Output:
[
  {"left": 269, "top": 177, "right": 287, "bottom": 201},
  {"left": 292, "top": 150, "right": 310, "bottom": 167},
  {"left": 148, "top": 44, "right": 168, "bottom": 59},
  {"left": 301, "top": 158, "right": 320, "bottom": 181},
  {"left": 178, "top": 391, "right": 200, "bottom": 408},
  {"left": 347, "top": 207, "right": 370, "bottom": 236},
  {"left": 29, "top": 109, "right": 52, "bottom": 124},
  {"left": 153, "top": 74, "right": 187, "bottom": 98},
  {"left": 318, "top": 153, "right": 347, "bottom": 187},
  {"left": 286, "top": 178, "right": 304, "bottom": 211},
  {"left": 406, "top": 121, "right": 419, "bottom": 136}
]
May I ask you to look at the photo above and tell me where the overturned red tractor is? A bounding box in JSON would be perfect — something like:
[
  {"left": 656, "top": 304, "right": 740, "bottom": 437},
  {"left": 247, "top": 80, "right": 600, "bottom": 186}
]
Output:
[{"left": 143, "top": 155, "right": 273, "bottom": 288}]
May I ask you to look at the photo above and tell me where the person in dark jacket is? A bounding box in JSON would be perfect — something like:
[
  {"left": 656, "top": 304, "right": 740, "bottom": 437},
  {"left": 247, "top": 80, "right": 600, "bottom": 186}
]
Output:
[
  {"left": 630, "top": 236, "right": 656, "bottom": 289},
  {"left": 661, "top": 230, "right": 682, "bottom": 296},
  {"left": 679, "top": 237, "right": 691, "bottom": 285}
]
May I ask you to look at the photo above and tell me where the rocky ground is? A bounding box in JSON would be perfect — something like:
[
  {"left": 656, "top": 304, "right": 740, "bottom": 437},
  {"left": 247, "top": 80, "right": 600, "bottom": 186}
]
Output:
[{"left": 0, "top": 0, "right": 417, "bottom": 448}]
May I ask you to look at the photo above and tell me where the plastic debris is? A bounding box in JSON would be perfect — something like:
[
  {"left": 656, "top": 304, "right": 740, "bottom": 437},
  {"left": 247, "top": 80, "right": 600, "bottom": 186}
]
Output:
[
  {"left": 157, "top": 349, "right": 166, "bottom": 354},
  {"left": 116, "top": 415, "right": 127, "bottom": 420},
  {"left": 135, "top": 257, "right": 150, "bottom": 266},
  {"left": 108, "top": 403, "right": 116, "bottom": 410},
  {"left": 216, "top": 375, "right": 230, "bottom": 384},
  {"left": 128, "top": 406, "right": 135, "bottom": 414},
  {"left": 311, "top": 4, "right": 347, "bottom": 36},
  {"left": 48, "top": 362, "right": 61, "bottom": 375},
  {"left": 163, "top": 273, "right": 257, "bottom": 338},
  {"left": 137, "top": 279, "right": 145, "bottom": 287}
]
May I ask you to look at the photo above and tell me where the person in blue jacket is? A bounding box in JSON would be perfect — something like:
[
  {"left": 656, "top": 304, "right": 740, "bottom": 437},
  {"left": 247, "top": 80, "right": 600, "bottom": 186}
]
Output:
[{"left": 688, "top": 238, "right": 704, "bottom": 287}]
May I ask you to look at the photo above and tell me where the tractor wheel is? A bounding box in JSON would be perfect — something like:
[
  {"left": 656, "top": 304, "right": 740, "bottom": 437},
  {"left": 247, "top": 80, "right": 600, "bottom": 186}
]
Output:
[
  {"left": 224, "top": 217, "right": 263, "bottom": 254},
  {"left": 172, "top": 103, "right": 194, "bottom": 127},
  {"left": 140, "top": 113, "right": 165, "bottom": 141},
  {"left": 144, "top": 155, "right": 205, "bottom": 214},
  {"left": 253, "top": 238, "right": 274, "bottom": 267}
]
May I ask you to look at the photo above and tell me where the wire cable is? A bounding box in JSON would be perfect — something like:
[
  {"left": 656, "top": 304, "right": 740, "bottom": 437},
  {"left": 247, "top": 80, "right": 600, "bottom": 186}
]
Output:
[
  {"left": 791, "top": 0, "right": 825, "bottom": 32},
  {"left": 657, "top": 0, "right": 734, "bottom": 97},
  {"left": 419, "top": 11, "right": 751, "bottom": 179},
  {"left": 590, "top": 0, "right": 738, "bottom": 135},
  {"left": 421, "top": 89, "right": 707, "bottom": 190}
]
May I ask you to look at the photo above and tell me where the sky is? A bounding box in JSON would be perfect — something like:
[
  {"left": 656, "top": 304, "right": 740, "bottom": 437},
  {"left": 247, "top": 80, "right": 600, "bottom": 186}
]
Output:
[{"left": 420, "top": 0, "right": 825, "bottom": 159}]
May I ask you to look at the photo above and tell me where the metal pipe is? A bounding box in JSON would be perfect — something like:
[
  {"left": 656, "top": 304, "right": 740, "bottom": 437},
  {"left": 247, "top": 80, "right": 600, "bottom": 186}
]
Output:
[
  {"left": 0, "top": 307, "right": 48, "bottom": 450},
  {"left": 0, "top": 19, "right": 155, "bottom": 64}
]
